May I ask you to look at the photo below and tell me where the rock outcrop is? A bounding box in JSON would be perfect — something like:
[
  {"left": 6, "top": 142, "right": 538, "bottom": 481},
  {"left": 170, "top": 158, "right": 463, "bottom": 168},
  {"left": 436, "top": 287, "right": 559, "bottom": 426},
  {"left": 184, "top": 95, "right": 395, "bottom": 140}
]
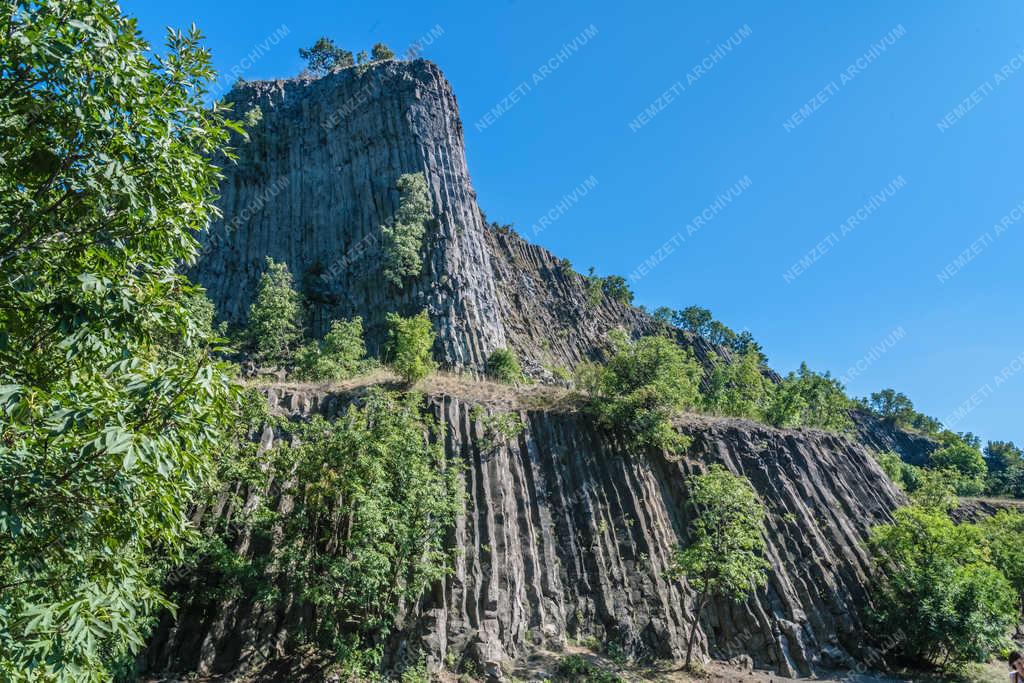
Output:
[
  {"left": 143, "top": 385, "right": 903, "bottom": 680},
  {"left": 191, "top": 60, "right": 716, "bottom": 376},
  {"left": 193, "top": 60, "right": 508, "bottom": 368},
  {"left": 850, "top": 410, "right": 938, "bottom": 466}
]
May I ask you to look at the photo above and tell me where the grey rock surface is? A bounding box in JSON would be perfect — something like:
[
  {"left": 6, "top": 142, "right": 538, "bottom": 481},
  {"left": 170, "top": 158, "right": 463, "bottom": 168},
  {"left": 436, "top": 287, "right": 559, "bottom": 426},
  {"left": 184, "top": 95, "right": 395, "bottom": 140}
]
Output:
[
  {"left": 192, "top": 60, "right": 507, "bottom": 368},
  {"left": 142, "top": 386, "right": 903, "bottom": 680}
]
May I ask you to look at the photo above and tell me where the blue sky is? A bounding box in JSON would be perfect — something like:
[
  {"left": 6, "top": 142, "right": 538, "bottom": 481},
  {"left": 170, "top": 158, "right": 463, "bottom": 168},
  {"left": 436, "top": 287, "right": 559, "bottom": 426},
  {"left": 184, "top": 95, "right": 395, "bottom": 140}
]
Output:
[{"left": 127, "top": 0, "right": 1024, "bottom": 447}]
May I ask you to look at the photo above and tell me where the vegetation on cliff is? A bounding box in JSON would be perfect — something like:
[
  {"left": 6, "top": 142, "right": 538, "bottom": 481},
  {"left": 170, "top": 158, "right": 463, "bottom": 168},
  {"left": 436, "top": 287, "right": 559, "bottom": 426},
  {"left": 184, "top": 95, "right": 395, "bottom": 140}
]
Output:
[{"left": 666, "top": 465, "right": 769, "bottom": 670}]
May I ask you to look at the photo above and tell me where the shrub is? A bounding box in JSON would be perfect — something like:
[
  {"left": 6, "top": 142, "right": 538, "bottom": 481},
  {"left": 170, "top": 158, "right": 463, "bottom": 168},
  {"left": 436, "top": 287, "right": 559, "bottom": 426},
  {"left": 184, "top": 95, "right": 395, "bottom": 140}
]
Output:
[
  {"left": 702, "top": 350, "right": 773, "bottom": 420},
  {"left": 299, "top": 36, "right": 354, "bottom": 75},
  {"left": 765, "top": 363, "right": 852, "bottom": 432},
  {"left": 485, "top": 348, "right": 523, "bottom": 384},
  {"left": 873, "top": 450, "right": 923, "bottom": 492},
  {"left": 372, "top": 42, "right": 395, "bottom": 60},
  {"left": 554, "top": 654, "right": 622, "bottom": 682},
  {"left": 190, "top": 389, "right": 462, "bottom": 676},
  {"left": 868, "top": 505, "right": 1015, "bottom": 668},
  {"left": 386, "top": 310, "right": 436, "bottom": 385},
  {"left": 929, "top": 432, "right": 987, "bottom": 481},
  {"left": 245, "top": 257, "right": 304, "bottom": 364},
  {"left": 588, "top": 332, "right": 701, "bottom": 453},
  {"left": 294, "top": 317, "right": 374, "bottom": 381},
  {"left": 601, "top": 275, "right": 633, "bottom": 305},
  {"left": 382, "top": 173, "right": 432, "bottom": 287},
  {"left": 665, "top": 465, "right": 769, "bottom": 669}
]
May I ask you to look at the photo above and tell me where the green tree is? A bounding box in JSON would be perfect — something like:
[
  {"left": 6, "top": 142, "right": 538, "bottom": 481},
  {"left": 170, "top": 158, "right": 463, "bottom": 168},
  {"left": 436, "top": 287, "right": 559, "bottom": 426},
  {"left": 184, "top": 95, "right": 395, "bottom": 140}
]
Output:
[
  {"left": 869, "top": 388, "right": 915, "bottom": 424},
  {"left": 386, "top": 310, "right": 436, "bottom": 385},
  {"left": 601, "top": 275, "right": 633, "bottom": 305},
  {"left": 245, "top": 257, "right": 304, "bottom": 365},
  {"left": 485, "top": 348, "right": 523, "bottom": 384},
  {"left": 868, "top": 506, "right": 1015, "bottom": 668},
  {"left": 0, "top": 2, "right": 238, "bottom": 677},
  {"left": 665, "top": 465, "right": 769, "bottom": 670},
  {"left": 588, "top": 332, "right": 702, "bottom": 453},
  {"left": 674, "top": 306, "right": 713, "bottom": 338},
  {"left": 873, "top": 451, "right": 923, "bottom": 493},
  {"left": 909, "top": 468, "right": 960, "bottom": 513},
  {"left": 929, "top": 431, "right": 987, "bottom": 494},
  {"left": 765, "top": 363, "right": 852, "bottom": 432},
  {"left": 294, "top": 317, "right": 374, "bottom": 381},
  {"left": 371, "top": 42, "right": 395, "bottom": 61},
  {"left": 702, "top": 350, "right": 772, "bottom": 420},
  {"left": 978, "top": 510, "right": 1024, "bottom": 617},
  {"left": 382, "top": 173, "right": 432, "bottom": 287},
  {"left": 184, "top": 389, "right": 462, "bottom": 677},
  {"left": 985, "top": 440, "right": 1022, "bottom": 473},
  {"left": 298, "top": 36, "right": 354, "bottom": 76}
]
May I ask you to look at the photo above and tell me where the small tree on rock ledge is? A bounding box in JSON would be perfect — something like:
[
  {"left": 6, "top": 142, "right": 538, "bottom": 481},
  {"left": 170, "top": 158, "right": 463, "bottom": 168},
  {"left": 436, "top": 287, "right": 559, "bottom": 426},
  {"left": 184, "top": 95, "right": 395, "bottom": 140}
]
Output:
[{"left": 666, "top": 465, "right": 769, "bottom": 670}]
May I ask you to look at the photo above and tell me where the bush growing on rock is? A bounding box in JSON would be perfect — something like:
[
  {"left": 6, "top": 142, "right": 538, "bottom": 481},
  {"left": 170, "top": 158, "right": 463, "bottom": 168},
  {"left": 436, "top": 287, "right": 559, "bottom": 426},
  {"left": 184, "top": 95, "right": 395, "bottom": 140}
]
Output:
[
  {"left": 386, "top": 310, "right": 436, "bottom": 385},
  {"left": 382, "top": 172, "right": 432, "bottom": 287},
  {"left": 485, "top": 348, "right": 523, "bottom": 384},
  {"left": 371, "top": 42, "right": 395, "bottom": 60},
  {"left": 867, "top": 504, "right": 1015, "bottom": 668},
  {"left": 183, "top": 389, "right": 462, "bottom": 678},
  {"left": 299, "top": 36, "right": 354, "bottom": 75},
  {"left": 702, "top": 350, "right": 773, "bottom": 420},
  {"left": 666, "top": 465, "right": 769, "bottom": 670},
  {"left": 765, "top": 363, "right": 852, "bottom": 432},
  {"left": 294, "top": 317, "right": 374, "bottom": 381},
  {"left": 245, "top": 257, "right": 304, "bottom": 365},
  {"left": 586, "top": 331, "right": 701, "bottom": 453}
]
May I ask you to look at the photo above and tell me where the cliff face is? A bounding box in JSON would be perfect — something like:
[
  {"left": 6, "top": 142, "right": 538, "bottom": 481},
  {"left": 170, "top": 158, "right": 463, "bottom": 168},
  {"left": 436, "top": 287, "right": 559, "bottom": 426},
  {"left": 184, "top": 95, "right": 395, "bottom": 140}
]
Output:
[
  {"left": 192, "top": 60, "right": 713, "bottom": 376},
  {"left": 193, "top": 60, "right": 507, "bottom": 367},
  {"left": 143, "top": 385, "right": 902, "bottom": 680},
  {"left": 850, "top": 410, "right": 938, "bottom": 466}
]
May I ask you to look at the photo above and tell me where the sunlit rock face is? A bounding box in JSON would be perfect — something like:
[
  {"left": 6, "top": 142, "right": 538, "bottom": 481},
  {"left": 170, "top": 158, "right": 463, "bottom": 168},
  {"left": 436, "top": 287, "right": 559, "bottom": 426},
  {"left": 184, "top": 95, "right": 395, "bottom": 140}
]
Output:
[{"left": 143, "top": 386, "right": 902, "bottom": 680}]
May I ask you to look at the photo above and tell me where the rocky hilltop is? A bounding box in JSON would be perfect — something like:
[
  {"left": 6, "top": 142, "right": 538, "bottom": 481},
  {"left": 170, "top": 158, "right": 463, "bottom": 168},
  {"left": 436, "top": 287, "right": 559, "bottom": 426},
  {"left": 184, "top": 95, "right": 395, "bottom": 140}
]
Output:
[
  {"left": 144, "top": 383, "right": 902, "bottom": 680},
  {"left": 192, "top": 60, "right": 716, "bottom": 377}
]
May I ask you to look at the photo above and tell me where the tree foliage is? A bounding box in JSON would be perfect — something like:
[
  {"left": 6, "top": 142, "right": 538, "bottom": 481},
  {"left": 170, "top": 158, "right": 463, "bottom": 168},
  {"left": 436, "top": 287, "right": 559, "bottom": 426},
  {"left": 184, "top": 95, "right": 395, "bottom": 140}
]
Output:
[
  {"left": 371, "top": 42, "right": 395, "bottom": 61},
  {"left": 294, "top": 317, "right": 375, "bottom": 381},
  {"left": 381, "top": 173, "right": 432, "bottom": 287},
  {"left": 0, "top": 2, "right": 238, "bottom": 677},
  {"left": 245, "top": 257, "right": 303, "bottom": 365},
  {"left": 586, "top": 332, "right": 702, "bottom": 454},
  {"left": 868, "top": 505, "right": 1015, "bottom": 668},
  {"left": 299, "top": 36, "right": 354, "bottom": 76},
  {"left": 665, "top": 465, "right": 768, "bottom": 669},
  {"left": 485, "top": 348, "right": 523, "bottom": 384},
  {"left": 385, "top": 310, "right": 436, "bottom": 385},
  {"left": 765, "top": 363, "right": 852, "bottom": 432},
  {"left": 180, "top": 389, "right": 462, "bottom": 677},
  {"left": 702, "top": 350, "right": 773, "bottom": 420},
  {"left": 655, "top": 306, "right": 763, "bottom": 358}
]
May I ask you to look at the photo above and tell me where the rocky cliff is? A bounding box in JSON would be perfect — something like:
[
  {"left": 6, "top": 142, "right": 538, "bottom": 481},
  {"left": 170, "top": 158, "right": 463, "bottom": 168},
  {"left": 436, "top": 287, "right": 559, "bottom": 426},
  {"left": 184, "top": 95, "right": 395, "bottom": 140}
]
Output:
[
  {"left": 191, "top": 60, "right": 714, "bottom": 376},
  {"left": 142, "top": 384, "right": 903, "bottom": 680},
  {"left": 193, "top": 60, "right": 507, "bottom": 368}
]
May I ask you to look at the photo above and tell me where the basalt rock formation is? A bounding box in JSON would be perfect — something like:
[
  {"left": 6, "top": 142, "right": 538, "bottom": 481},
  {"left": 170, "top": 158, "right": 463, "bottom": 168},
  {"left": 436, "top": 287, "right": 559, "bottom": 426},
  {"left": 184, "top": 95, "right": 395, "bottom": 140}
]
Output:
[
  {"left": 143, "top": 385, "right": 903, "bottom": 680},
  {"left": 191, "top": 60, "right": 714, "bottom": 376},
  {"left": 162, "top": 58, "right": 919, "bottom": 680}
]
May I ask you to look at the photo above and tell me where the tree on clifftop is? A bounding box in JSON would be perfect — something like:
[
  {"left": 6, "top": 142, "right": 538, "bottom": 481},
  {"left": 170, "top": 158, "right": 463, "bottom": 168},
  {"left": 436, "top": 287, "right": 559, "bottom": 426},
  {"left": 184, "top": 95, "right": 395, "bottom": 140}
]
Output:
[
  {"left": 666, "top": 465, "right": 769, "bottom": 671},
  {"left": 299, "top": 36, "right": 354, "bottom": 75}
]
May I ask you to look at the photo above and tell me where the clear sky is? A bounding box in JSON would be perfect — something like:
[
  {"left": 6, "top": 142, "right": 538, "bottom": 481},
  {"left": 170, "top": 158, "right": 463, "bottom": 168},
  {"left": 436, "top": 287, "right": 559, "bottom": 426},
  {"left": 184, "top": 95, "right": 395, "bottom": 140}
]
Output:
[{"left": 126, "top": 0, "right": 1023, "bottom": 447}]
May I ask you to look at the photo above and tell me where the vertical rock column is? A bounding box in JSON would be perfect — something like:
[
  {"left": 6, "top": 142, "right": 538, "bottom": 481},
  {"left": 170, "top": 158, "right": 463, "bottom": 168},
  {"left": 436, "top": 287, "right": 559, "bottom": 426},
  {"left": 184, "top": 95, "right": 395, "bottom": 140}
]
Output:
[{"left": 191, "top": 60, "right": 507, "bottom": 369}]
